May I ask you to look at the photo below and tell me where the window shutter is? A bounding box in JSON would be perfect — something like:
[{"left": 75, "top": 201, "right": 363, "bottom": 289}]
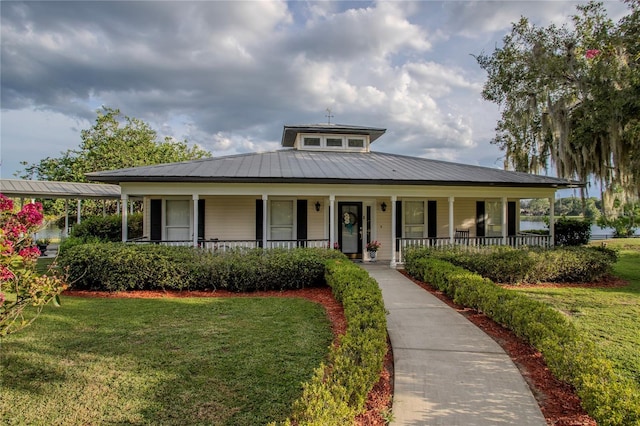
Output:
[
  {"left": 297, "top": 200, "right": 308, "bottom": 245},
  {"left": 150, "top": 199, "right": 162, "bottom": 241},
  {"left": 508, "top": 201, "right": 517, "bottom": 236},
  {"left": 395, "top": 200, "right": 402, "bottom": 250},
  {"left": 476, "top": 201, "right": 485, "bottom": 237},
  {"left": 427, "top": 200, "right": 437, "bottom": 238},
  {"left": 198, "top": 199, "right": 205, "bottom": 240},
  {"left": 255, "top": 199, "right": 263, "bottom": 247}
]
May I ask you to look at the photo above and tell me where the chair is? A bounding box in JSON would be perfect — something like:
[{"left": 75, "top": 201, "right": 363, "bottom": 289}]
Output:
[{"left": 454, "top": 228, "right": 470, "bottom": 244}]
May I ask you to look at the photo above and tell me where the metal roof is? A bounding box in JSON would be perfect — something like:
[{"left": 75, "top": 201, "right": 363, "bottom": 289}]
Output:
[
  {"left": 0, "top": 179, "right": 121, "bottom": 199},
  {"left": 86, "top": 150, "right": 582, "bottom": 188},
  {"left": 281, "top": 124, "right": 386, "bottom": 147}
]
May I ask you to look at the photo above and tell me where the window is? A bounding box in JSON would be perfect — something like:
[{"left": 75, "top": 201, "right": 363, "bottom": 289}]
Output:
[
  {"left": 348, "top": 138, "right": 364, "bottom": 148},
  {"left": 165, "top": 200, "right": 191, "bottom": 240},
  {"left": 486, "top": 201, "right": 503, "bottom": 237},
  {"left": 404, "top": 201, "right": 425, "bottom": 238},
  {"left": 270, "top": 200, "right": 294, "bottom": 240},
  {"left": 303, "top": 137, "right": 321, "bottom": 147},
  {"left": 326, "top": 137, "right": 343, "bottom": 147}
]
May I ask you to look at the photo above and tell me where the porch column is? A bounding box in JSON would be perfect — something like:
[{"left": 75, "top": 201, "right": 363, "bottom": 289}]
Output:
[
  {"left": 549, "top": 196, "right": 555, "bottom": 247},
  {"left": 448, "top": 196, "right": 455, "bottom": 244},
  {"left": 262, "top": 195, "right": 268, "bottom": 249},
  {"left": 77, "top": 199, "right": 82, "bottom": 224},
  {"left": 121, "top": 194, "right": 128, "bottom": 242},
  {"left": 102, "top": 200, "right": 107, "bottom": 217},
  {"left": 390, "top": 195, "right": 397, "bottom": 267},
  {"left": 64, "top": 199, "right": 69, "bottom": 237},
  {"left": 192, "top": 194, "right": 199, "bottom": 247},
  {"left": 502, "top": 196, "right": 508, "bottom": 245},
  {"left": 329, "top": 195, "right": 335, "bottom": 249}
]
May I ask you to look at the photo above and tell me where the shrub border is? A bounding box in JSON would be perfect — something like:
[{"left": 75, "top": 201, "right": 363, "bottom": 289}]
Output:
[{"left": 404, "top": 256, "right": 640, "bottom": 426}]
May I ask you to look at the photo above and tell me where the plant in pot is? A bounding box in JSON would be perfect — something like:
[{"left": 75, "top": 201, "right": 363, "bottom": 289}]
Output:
[
  {"left": 35, "top": 238, "right": 50, "bottom": 256},
  {"left": 366, "top": 240, "right": 381, "bottom": 261}
]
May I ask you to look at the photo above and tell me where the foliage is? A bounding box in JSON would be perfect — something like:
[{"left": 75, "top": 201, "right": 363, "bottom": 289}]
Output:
[
  {"left": 404, "top": 245, "right": 616, "bottom": 284},
  {"left": 521, "top": 197, "right": 601, "bottom": 218},
  {"left": 404, "top": 256, "right": 640, "bottom": 425},
  {"left": 598, "top": 201, "right": 640, "bottom": 237},
  {"left": 66, "top": 213, "right": 143, "bottom": 242},
  {"left": 366, "top": 240, "right": 381, "bottom": 252},
  {"left": 1, "top": 296, "right": 332, "bottom": 425},
  {"left": 58, "top": 244, "right": 345, "bottom": 292},
  {"left": 554, "top": 217, "right": 592, "bottom": 246},
  {"left": 287, "top": 259, "right": 388, "bottom": 425},
  {"left": 0, "top": 194, "right": 66, "bottom": 336},
  {"left": 477, "top": 1, "right": 640, "bottom": 200}
]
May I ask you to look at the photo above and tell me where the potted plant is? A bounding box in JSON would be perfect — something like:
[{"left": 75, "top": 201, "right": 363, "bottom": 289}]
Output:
[
  {"left": 36, "top": 238, "right": 50, "bottom": 256},
  {"left": 366, "top": 240, "right": 381, "bottom": 261}
]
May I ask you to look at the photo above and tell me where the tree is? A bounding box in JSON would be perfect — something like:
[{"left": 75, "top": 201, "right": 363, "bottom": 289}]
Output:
[
  {"left": 476, "top": 1, "right": 640, "bottom": 208},
  {"left": 20, "top": 106, "right": 211, "bottom": 182},
  {"left": 0, "top": 194, "right": 66, "bottom": 336}
]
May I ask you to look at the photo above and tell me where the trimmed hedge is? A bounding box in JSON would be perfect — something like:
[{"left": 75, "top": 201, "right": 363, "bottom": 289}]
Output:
[
  {"left": 285, "top": 259, "right": 388, "bottom": 425},
  {"left": 554, "top": 217, "right": 591, "bottom": 246},
  {"left": 404, "top": 256, "right": 640, "bottom": 426},
  {"left": 58, "top": 243, "right": 344, "bottom": 292},
  {"left": 404, "top": 245, "right": 617, "bottom": 283},
  {"left": 69, "top": 214, "right": 143, "bottom": 241}
]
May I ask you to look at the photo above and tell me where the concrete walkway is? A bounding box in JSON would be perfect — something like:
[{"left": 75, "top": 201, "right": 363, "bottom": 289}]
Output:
[{"left": 361, "top": 263, "right": 546, "bottom": 426}]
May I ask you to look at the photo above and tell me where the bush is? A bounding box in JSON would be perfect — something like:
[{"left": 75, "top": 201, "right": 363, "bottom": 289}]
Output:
[
  {"left": 287, "top": 259, "right": 387, "bottom": 425},
  {"left": 68, "top": 213, "right": 143, "bottom": 241},
  {"left": 405, "top": 245, "right": 617, "bottom": 283},
  {"left": 404, "top": 256, "right": 640, "bottom": 425},
  {"left": 554, "top": 217, "right": 591, "bottom": 246},
  {"left": 58, "top": 244, "right": 345, "bottom": 292}
]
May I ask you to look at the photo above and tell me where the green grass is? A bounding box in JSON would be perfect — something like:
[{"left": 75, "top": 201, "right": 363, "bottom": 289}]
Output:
[
  {"left": 512, "top": 238, "right": 640, "bottom": 384},
  {"left": 1, "top": 295, "right": 333, "bottom": 425}
]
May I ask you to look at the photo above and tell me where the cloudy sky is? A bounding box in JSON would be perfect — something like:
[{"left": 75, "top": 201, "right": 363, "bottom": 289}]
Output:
[{"left": 0, "top": 0, "right": 629, "bottom": 179}]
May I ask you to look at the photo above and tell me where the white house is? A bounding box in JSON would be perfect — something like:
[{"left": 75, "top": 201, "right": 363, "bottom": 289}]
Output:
[{"left": 87, "top": 124, "right": 581, "bottom": 266}]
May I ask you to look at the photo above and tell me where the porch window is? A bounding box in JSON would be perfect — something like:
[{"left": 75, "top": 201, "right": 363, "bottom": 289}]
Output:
[
  {"left": 486, "top": 201, "right": 503, "bottom": 237},
  {"left": 165, "top": 199, "right": 191, "bottom": 240},
  {"left": 404, "top": 201, "right": 425, "bottom": 238},
  {"left": 270, "top": 200, "right": 294, "bottom": 240}
]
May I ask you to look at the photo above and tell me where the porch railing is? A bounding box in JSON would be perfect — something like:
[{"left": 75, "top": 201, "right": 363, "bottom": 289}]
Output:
[{"left": 397, "top": 233, "right": 552, "bottom": 262}]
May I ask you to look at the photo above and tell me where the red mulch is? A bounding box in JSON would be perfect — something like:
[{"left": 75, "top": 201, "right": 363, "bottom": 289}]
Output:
[
  {"left": 62, "top": 287, "right": 392, "bottom": 424},
  {"left": 399, "top": 270, "right": 603, "bottom": 426}
]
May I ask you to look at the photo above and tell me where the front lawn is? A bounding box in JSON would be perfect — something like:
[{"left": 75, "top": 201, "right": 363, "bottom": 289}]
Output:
[
  {"left": 512, "top": 238, "right": 640, "bottom": 384},
  {"left": 1, "top": 295, "right": 333, "bottom": 425}
]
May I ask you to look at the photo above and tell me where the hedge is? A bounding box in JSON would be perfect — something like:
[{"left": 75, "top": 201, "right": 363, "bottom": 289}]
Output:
[
  {"left": 404, "top": 245, "right": 617, "bottom": 284},
  {"left": 284, "top": 259, "right": 388, "bottom": 425},
  {"left": 58, "top": 243, "right": 344, "bottom": 292},
  {"left": 404, "top": 256, "right": 640, "bottom": 426}
]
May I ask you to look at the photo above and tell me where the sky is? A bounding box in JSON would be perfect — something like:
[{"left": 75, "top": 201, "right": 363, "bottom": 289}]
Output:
[{"left": 0, "top": 0, "right": 630, "bottom": 181}]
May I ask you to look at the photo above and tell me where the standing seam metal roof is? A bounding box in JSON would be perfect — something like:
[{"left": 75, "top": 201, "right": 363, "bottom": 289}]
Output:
[{"left": 86, "top": 150, "right": 581, "bottom": 188}]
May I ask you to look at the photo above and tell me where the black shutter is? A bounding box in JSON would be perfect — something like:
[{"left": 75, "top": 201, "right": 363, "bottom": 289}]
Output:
[
  {"left": 255, "top": 199, "right": 263, "bottom": 248},
  {"left": 395, "top": 200, "right": 402, "bottom": 250},
  {"left": 508, "top": 201, "right": 517, "bottom": 236},
  {"left": 198, "top": 199, "right": 205, "bottom": 240},
  {"left": 476, "top": 201, "right": 485, "bottom": 237},
  {"left": 150, "top": 199, "right": 162, "bottom": 241},
  {"left": 427, "top": 200, "right": 437, "bottom": 238},
  {"left": 297, "top": 200, "right": 308, "bottom": 246}
]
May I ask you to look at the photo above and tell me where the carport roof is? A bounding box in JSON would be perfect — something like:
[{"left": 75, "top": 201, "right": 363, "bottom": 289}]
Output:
[{"left": 1, "top": 179, "right": 121, "bottom": 199}]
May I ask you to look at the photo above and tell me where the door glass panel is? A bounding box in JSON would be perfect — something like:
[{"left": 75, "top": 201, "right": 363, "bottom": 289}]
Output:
[
  {"left": 270, "top": 200, "right": 293, "bottom": 240},
  {"left": 166, "top": 200, "right": 190, "bottom": 240},
  {"left": 341, "top": 204, "right": 360, "bottom": 254}
]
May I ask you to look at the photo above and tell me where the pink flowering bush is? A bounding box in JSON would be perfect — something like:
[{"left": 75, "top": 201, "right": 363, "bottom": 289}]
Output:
[
  {"left": 585, "top": 49, "right": 601, "bottom": 59},
  {"left": 0, "top": 193, "right": 66, "bottom": 337}
]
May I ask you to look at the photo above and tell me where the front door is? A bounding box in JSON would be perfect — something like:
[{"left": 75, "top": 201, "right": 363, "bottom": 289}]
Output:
[{"left": 339, "top": 202, "right": 362, "bottom": 259}]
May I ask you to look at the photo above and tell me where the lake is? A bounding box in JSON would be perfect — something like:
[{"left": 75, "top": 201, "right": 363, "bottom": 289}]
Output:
[{"left": 520, "top": 220, "right": 640, "bottom": 239}]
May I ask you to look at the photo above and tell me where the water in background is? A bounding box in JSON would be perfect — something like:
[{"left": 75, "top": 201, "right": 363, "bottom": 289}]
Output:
[{"left": 520, "top": 220, "right": 640, "bottom": 239}]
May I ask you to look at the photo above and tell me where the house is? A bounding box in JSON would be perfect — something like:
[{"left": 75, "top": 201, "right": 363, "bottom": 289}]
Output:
[{"left": 87, "top": 123, "right": 581, "bottom": 266}]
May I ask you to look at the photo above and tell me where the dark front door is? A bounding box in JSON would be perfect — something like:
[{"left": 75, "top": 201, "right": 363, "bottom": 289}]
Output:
[{"left": 339, "top": 202, "right": 363, "bottom": 259}]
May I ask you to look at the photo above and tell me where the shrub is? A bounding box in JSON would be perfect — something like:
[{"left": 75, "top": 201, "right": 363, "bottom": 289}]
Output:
[
  {"left": 287, "top": 259, "right": 387, "bottom": 425},
  {"left": 68, "top": 213, "right": 143, "bottom": 241},
  {"left": 554, "top": 217, "right": 591, "bottom": 246},
  {"left": 404, "top": 256, "right": 640, "bottom": 425}
]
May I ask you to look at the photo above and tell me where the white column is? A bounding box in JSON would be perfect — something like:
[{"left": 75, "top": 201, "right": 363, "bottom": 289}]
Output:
[
  {"left": 102, "top": 200, "right": 107, "bottom": 217},
  {"left": 262, "top": 195, "right": 268, "bottom": 249},
  {"left": 76, "top": 199, "right": 82, "bottom": 224},
  {"left": 192, "top": 194, "right": 199, "bottom": 247},
  {"left": 329, "top": 195, "right": 335, "bottom": 249},
  {"left": 121, "top": 194, "right": 128, "bottom": 242},
  {"left": 502, "top": 196, "right": 508, "bottom": 245},
  {"left": 390, "top": 195, "right": 397, "bottom": 267},
  {"left": 64, "top": 199, "right": 70, "bottom": 237},
  {"left": 448, "top": 196, "right": 455, "bottom": 244},
  {"left": 549, "top": 196, "right": 555, "bottom": 247}
]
